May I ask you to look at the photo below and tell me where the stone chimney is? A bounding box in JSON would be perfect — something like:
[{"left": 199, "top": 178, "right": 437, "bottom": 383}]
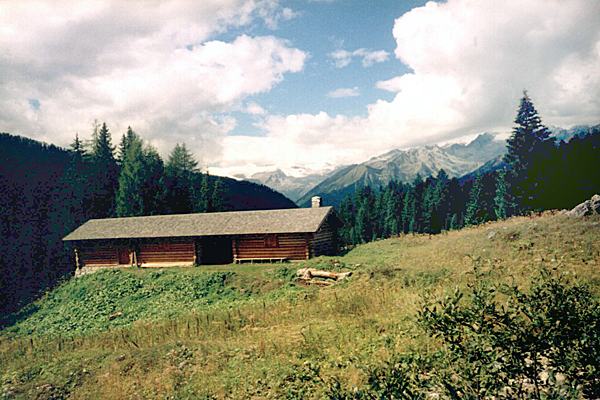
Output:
[{"left": 311, "top": 196, "right": 322, "bottom": 208}]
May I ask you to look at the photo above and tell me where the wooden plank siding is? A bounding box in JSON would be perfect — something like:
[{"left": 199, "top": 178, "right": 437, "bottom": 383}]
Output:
[
  {"left": 308, "top": 218, "right": 337, "bottom": 257},
  {"left": 234, "top": 233, "right": 309, "bottom": 261},
  {"left": 79, "top": 241, "right": 123, "bottom": 266},
  {"left": 138, "top": 238, "right": 195, "bottom": 266}
]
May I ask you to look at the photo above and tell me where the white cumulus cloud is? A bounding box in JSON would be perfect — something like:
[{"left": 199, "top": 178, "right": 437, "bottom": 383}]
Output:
[
  {"left": 329, "top": 48, "right": 390, "bottom": 68},
  {"left": 217, "top": 0, "right": 600, "bottom": 177},
  {"left": 245, "top": 102, "right": 267, "bottom": 115},
  {"left": 0, "top": 0, "right": 306, "bottom": 165}
]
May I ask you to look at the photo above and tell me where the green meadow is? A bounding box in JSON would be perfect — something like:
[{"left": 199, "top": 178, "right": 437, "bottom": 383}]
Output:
[{"left": 2, "top": 213, "right": 599, "bottom": 399}]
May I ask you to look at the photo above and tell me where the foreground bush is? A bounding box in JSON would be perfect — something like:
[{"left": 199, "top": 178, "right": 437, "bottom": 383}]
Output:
[{"left": 326, "top": 264, "right": 600, "bottom": 399}]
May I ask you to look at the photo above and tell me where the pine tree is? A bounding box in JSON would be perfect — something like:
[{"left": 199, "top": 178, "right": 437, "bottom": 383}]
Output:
[
  {"left": 465, "top": 173, "right": 498, "bottom": 226},
  {"left": 401, "top": 187, "right": 415, "bottom": 233},
  {"left": 504, "top": 91, "right": 553, "bottom": 212},
  {"left": 117, "top": 126, "right": 138, "bottom": 164},
  {"left": 211, "top": 176, "right": 224, "bottom": 212},
  {"left": 446, "top": 178, "right": 466, "bottom": 230},
  {"left": 354, "top": 186, "right": 375, "bottom": 242},
  {"left": 464, "top": 177, "right": 483, "bottom": 226},
  {"left": 382, "top": 184, "right": 401, "bottom": 237},
  {"left": 165, "top": 143, "right": 198, "bottom": 214},
  {"left": 431, "top": 169, "right": 450, "bottom": 233},
  {"left": 91, "top": 122, "right": 116, "bottom": 161},
  {"left": 494, "top": 169, "right": 515, "bottom": 220},
  {"left": 70, "top": 133, "right": 86, "bottom": 159},
  {"left": 196, "top": 172, "right": 211, "bottom": 212},
  {"left": 88, "top": 122, "right": 119, "bottom": 217},
  {"left": 63, "top": 133, "right": 90, "bottom": 224},
  {"left": 116, "top": 133, "right": 166, "bottom": 217},
  {"left": 421, "top": 177, "right": 436, "bottom": 233},
  {"left": 141, "top": 145, "right": 166, "bottom": 215},
  {"left": 338, "top": 196, "right": 356, "bottom": 244},
  {"left": 409, "top": 175, "right": 425, "bottom": 233},
  {"left": 115, "top": 135, "right": 145, "bottom": 216},
  {"left": 166, "top": 143, "right": 198, "bottom": 174}
]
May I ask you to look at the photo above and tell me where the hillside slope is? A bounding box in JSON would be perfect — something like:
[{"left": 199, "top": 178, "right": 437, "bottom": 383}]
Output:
[{"left": 1, "top": 213, "right": 599, "bottom": 399}]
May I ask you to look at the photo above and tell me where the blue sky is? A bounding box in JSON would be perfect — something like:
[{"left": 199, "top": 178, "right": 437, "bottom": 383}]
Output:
[
  {"left": 1, "top": 0, "right": 599, "bottom": 177},
  {"left": 220, "top": 0, "right": 425, "bottom": 135}
]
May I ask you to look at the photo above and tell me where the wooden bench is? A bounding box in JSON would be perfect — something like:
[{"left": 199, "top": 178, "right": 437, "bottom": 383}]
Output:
[{"left": 234, "top": 257, "right": 288, "bottom": 264}]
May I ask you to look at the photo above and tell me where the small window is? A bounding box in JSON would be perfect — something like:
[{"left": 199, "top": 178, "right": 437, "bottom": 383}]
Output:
[{"left": 265, "top": 234, "right": 279, "bottom": 248}]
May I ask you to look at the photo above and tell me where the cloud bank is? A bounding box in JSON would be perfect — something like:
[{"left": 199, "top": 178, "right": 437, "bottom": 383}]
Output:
[
  {"left": 218, "top": 0, "right": 600, "bottom": 177},
  {"left": 0, "top": 0, "right": 305, "bottom": 165},
  {"left": 1, "top": 0, "right": 599, "bottom": 179}
]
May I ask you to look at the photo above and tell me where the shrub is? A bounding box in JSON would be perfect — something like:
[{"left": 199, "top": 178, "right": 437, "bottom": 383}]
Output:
[
  {"left": 327, "top": 263, "right": 599, "bottom": 399},
  {"left": 419, "top": 265, "right": 599, "bottom": 399}
]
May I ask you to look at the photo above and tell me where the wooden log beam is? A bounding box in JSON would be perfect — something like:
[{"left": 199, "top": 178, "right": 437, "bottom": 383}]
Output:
[
  {"left": 74, "top": 248, "right": 81, "bottom": 269},
  {"left": 296, "top": 268, "right": 352, "bottom": 281}
]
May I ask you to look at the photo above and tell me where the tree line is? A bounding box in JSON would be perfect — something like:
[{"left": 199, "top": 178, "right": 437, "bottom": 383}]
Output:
[
  {"left": 338, "top": 92, "right": 600, "bottom": 245},
  {"left": 67, "top": 122, "right": 225, "bottom": 222}
]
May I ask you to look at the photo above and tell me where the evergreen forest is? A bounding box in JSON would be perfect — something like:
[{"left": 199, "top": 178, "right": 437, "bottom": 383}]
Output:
[
  {"left": 0, "top": 125, "right": 294, "bottom": 315},
  {"left": 337, "top": 93, "right": 600, "bottom": 245}
]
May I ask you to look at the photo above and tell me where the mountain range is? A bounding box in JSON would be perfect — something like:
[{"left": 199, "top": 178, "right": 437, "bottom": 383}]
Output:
[
  {"left": 251, "top": 125, "right": 598, "bottom": 207},
  {"left": 247, "top": 169, "right": 326, "bottom": 203},
  {"left": 296, "top": 132, "right": 507, "bottom": 206},
  {"left": 250, "top": 132, "right": 507, "bottom": 206}
]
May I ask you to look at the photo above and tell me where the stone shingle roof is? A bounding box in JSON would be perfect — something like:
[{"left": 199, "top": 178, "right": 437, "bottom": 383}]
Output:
[{"left": 63, "top": 207, "right": 335, "bottom": 241}]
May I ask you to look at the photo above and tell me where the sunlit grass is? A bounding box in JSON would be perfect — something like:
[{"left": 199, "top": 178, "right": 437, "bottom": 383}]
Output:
[{"left": 1, "top": 213, "right": 599, "bottom": 398}]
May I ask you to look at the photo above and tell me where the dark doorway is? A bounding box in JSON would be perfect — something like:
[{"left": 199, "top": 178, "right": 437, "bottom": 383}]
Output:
[{"left": 199, "top": 236, "right": 233, "bottom": 264}]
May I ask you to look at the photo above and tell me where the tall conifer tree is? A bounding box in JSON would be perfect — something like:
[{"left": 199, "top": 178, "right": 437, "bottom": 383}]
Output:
[
  {"left": 117, "top": 126, "right": 137, "bottom": 165},
  {"left": 504, "top": 91, "right": 552, "bottom": 212},
  {"left": 164, "top": 143, "right": 198, "bottom": 214},
  {"left": 211, "top": 177, "right": 224, "bottom": 212},
  {"left": 116, "top": 131, "right": 166, "bottom": 217},
  {"left": 494, "top": 170, "right": 515, "bottom": 220},
  {"left": 70, "top": 133, "right": 86, "bottom": 158},
  {"left": 115, "top": 134, "right": 145, "bottom": 216},
  {"left": 88, "top": 122, "right": 118, "bottom": 217}
]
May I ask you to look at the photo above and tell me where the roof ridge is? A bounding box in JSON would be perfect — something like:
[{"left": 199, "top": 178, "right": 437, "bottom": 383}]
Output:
[{"left": 85, "top": 206, "right": 331, "bottom": 222}]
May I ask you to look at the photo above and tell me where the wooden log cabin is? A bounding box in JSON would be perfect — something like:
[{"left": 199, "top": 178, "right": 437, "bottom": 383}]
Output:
[{"left": 63, "top": 200, "right": 340, "bottom": 269}]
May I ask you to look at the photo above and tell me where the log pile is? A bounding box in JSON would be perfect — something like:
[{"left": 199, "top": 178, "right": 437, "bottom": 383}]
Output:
[{"left": 296, "top": 268, "right": 352, "bottom": 286}]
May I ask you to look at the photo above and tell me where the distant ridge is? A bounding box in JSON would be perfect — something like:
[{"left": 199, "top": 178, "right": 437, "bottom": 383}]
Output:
[
  {"left": 296, "top": 132, "right": 507, "bottom": 207},
  {"left": 247, "top": 169, "right": 326, "bottom": 202}
]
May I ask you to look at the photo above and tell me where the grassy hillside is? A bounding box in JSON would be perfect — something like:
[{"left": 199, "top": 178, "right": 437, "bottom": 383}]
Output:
[{"left": 1, "top": 212, "right": 599, "bottom": 399}]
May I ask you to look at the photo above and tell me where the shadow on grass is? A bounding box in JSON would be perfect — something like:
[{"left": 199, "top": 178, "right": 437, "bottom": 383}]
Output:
[{"left": 0, "top": 302, "right": 40, "bottom": 330}]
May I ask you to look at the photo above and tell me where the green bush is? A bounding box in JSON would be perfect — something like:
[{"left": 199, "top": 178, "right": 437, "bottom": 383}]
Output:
[{"left": 326, "top": 264, "right": 599, "bottom": 399}]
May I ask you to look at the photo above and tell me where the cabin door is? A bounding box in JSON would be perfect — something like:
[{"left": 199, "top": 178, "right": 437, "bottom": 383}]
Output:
[
  {"left": 200, "top": 236, "right": 233, "bottom": 264},
  {"left": 117, "top": 247, "right": 130, "bottom": 265}
]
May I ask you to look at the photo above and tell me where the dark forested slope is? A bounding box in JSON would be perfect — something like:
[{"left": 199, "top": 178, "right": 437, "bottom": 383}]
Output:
[{"left": 0, "top": 133, "right": 295, "bottom": 315}]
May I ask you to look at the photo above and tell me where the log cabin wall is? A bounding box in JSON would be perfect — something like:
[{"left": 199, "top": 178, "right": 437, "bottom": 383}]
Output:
[
  {"left": 78, "top": 238, "right": 196, "bottom": 267},
  {"left": 138, "top": 237, "right": 195, "bottom": 266},
  {"left": 234, "top": 233, "right": 309, "bottom": 261},
  {"left": 309, "top": 218, "right": 338, "bottom": 257},
  {"left": 78, "top": 240, "right": 124, "bottom": 266}
]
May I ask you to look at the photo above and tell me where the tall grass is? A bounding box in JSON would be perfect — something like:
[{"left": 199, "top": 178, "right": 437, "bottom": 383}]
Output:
[{"left": 1, "top": 213, "right": 599, "bottom": 399}]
